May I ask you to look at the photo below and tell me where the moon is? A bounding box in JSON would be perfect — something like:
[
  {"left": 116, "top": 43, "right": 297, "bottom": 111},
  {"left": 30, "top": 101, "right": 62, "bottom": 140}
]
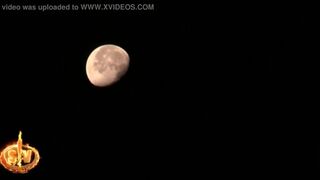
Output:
[{"left": 86, "top": 44, "right": 130, "bottom": 87}]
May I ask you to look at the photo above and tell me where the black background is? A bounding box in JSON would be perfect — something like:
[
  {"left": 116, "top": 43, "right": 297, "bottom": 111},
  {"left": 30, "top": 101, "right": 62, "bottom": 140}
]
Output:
[{"left": 0, "top": 1, "right": 306, "bottom": 179}]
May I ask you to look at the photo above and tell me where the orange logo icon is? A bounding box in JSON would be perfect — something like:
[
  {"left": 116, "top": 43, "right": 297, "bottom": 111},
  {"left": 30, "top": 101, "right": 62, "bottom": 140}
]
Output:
[{"left": 0, "top": 131, "right": 40, "bottom": 173}]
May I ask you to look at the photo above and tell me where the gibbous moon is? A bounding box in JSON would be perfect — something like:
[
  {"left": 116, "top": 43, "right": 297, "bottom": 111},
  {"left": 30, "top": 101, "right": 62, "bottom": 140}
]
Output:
[{"left": 86, "top": 44, "right": 130, "bottom": 87}]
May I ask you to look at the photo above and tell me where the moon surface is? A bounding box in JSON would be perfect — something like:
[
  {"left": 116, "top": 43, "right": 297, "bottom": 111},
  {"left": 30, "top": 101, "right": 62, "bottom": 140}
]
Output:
[{"left": 86, "top": 44, "right": 130, "bottom": 87}]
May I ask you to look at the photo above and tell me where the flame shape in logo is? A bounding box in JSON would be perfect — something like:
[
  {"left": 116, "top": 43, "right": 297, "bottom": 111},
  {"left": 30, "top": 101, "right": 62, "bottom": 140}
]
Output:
[{"left": 0, "top": 131, "right": 40, "bottom": 173}]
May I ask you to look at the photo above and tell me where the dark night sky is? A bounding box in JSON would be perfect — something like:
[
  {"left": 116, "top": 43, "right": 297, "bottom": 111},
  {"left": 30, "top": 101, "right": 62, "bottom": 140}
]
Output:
[{"left": 0, "top": 1, "right": 305, "bottom": 179}]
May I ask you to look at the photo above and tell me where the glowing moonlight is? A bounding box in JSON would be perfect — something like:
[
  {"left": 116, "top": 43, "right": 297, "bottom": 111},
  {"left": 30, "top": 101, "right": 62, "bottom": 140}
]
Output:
[{"left": 86, "top": 44, "right": 130, "bottom": 87}]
